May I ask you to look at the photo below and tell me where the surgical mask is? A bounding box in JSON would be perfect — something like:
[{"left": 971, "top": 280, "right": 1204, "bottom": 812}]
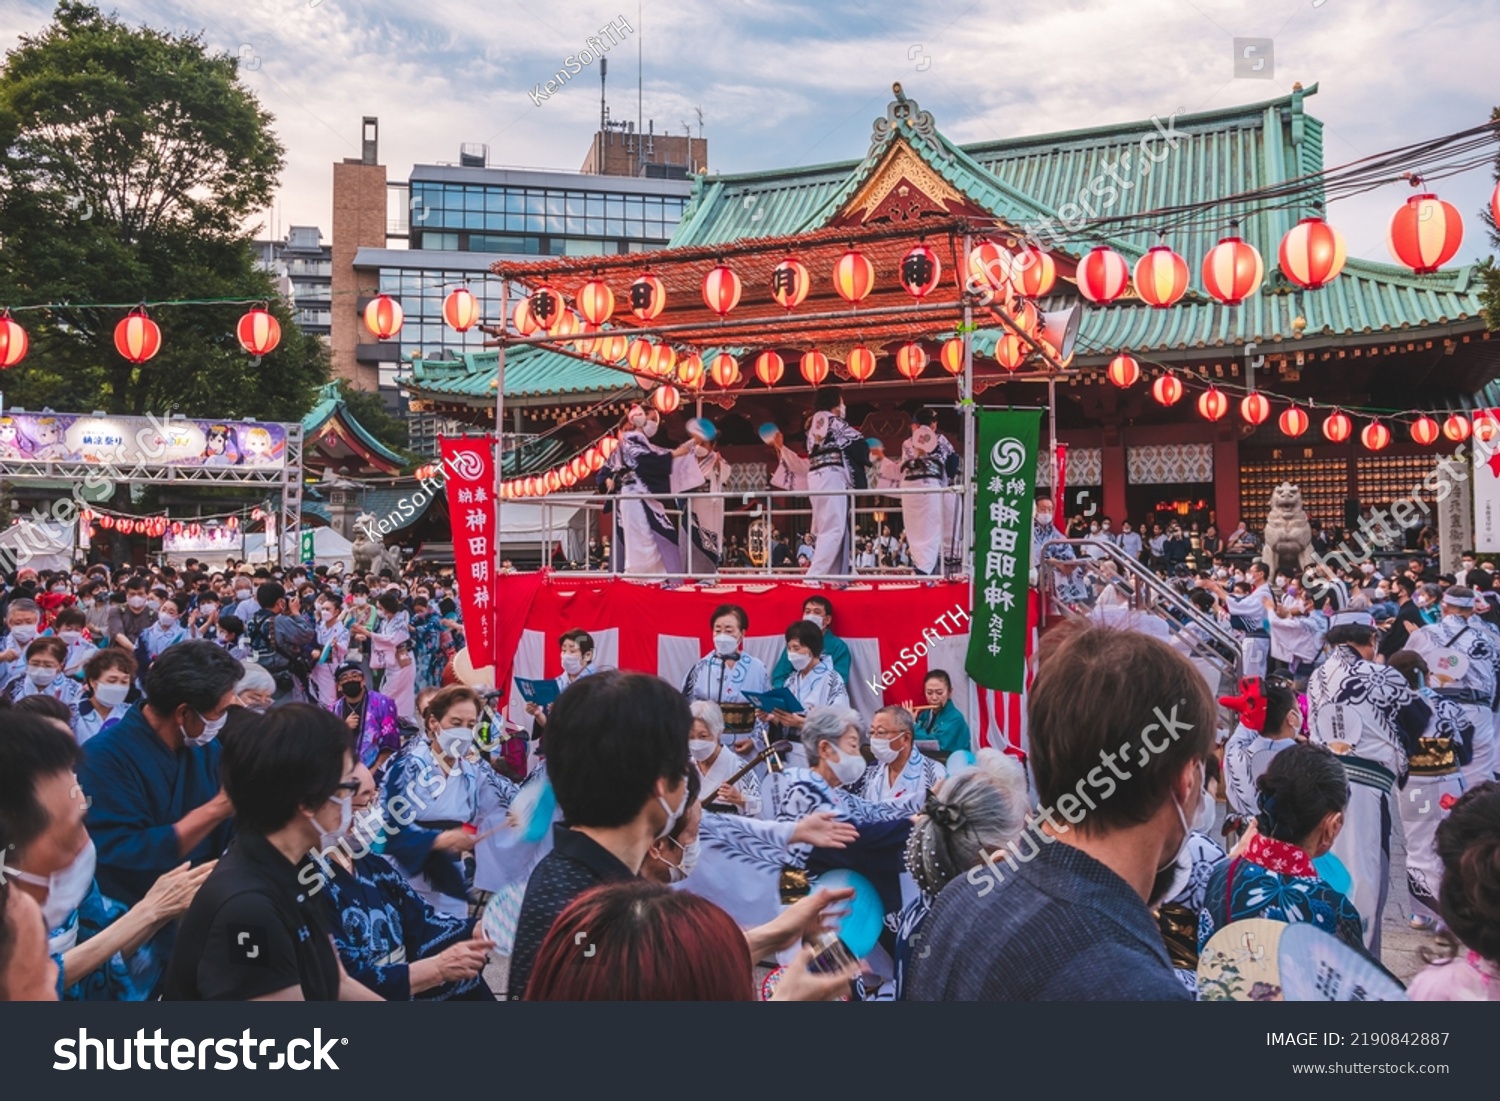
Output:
[
  {"left": 787, "top": 650, "right": 812, "bottom": 672},
  {"left": 9, "top": 623, "right": 38, "bottom": 643},
  {"left": 1035, "top": 511, "right": 1054, "bottom": 528},
  {"left": 27, "top": 664, "right": 58, "bottom": 688},
  {"left": 59, "top": 630, "right": 83, "bottom": 645},
  {"left": 656, "top": 782, "right": 689, "bottom": 839},
  {"left": 92, "top": 681, "right": 129, "bottom": 708},
  {"left": 561, "top": 652, "right": 584, "bottom": 676},
  {"left": 662, "top": 837, "right": 700, "bottom": 883},
  {"left": 826, "top": 745, "right": 867, "bottom": 786},
  {"left": 321, "top": 606, "right": 338, "bottom": 620},
  {"left": 158, "top": 612, "right": 178, "bottom": 628},
  {"left": 127, "top": 595, "right": 147, "bottom": 610},
  {"left": 310, "top": 794, "right": 353, "bottom": 852},
  {"left": 14, "top": 839, "right": 96, "bottom": 931},
  {"left": 689, "top": 737, "right": 717, "bottom": 762},
  {"left": 436, "top": 726, "right": 475, "bottom": 760},
  {"left": 199, "top": 604, "right": 218, "bottom": 616},
  {"left": 1192, "top": 784, "right": 1217, "bottom": 835},
  {"left": 642, "top": 418, "right": 659, "bottom": 439},
  {"left": 353, "top": 596, "right": 368, "bottom": 606},
  {"left": 712, "top": 632, "right": 739, "bottom": 657},
  {"left": 182, "top": 709, "right": 229, "bottom": 747},
  {"left": 235, "top": 589, "right": 251, "bottom": 601},
  {"left": 147, "top": 600, "right": 161, "bottom": 613},
  {"left": 869, "top": 737, "right": 899, "bottom": 764},
  {"left": 693, "top": 444, "right": 709, "bottom": 459},
  {"left": 803, "top": 614, "right": 825, "bottom": 629},
  {"left": 1149, "top": 773, "right": 1199, "bottom": 907}
]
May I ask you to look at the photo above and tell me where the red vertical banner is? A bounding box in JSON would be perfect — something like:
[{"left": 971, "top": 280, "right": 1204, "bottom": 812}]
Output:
[
  {"left": 1053, "top": 442, "right": 1068, "bottom": 521},
  {"left": 439, "top": 436, "right": 498, "bottom": 668}
]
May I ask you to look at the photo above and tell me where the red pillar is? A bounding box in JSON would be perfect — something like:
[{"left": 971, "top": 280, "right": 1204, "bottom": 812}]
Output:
[
  {"left": 1213, "top": 424, "right": 1240, "bottom": 533},
  {"left": 1102, "top": 423, "right": 1127, "bottom": 526}
]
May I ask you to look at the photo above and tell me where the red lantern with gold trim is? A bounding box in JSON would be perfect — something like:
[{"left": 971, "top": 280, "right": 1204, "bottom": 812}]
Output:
[
  {"left": 1322, "top": 411, "right": 1353, "bottom": 443},
  {"left": 1201, "top": 234, "right": 1264, "bottom": 306},
  {"left": 1011, "top": 247, "right": 1056, "bottom": 298},
  {"left": 629, "top": 274, "right": 666, "bottom": 321},
  {"left": 1151, "top": 375, "right": 1183, "bottom": 407},
  {"left": 1388, "top": 192, "right": 1463, "bottom": 274},
  {"left": 899, "top": 244, "right": 941, "bottom": 299},
  {"left": 1075, "top": 247, "right": 1129, "bottom": 304},
  {"left": 0, "top": 311, "right": 30, "bottom": 368},
  {"left": 770, "top": 258, "right": 811, "bottom": 310},
  {"left": 940, "top": 338, "right": 964, "bottom": 376},
  {"left": 702, "top": 264, "right": 742, "bottom": 317},
  {"left": 754, "top": 351, "right": 784, "bottom": 387},
  {"left": 651, "top": 385, "right": 681, "bottom": 415},
  {"left": 1133, "top": 246, "right": 1190, "bottom": 308},
  {"left": 1278, "top": 217, "right": 1347, "bottom": 290},
  {"left": 994, "top": 333, "right": 1027, "bottom": 372},
  {"left": 895, "top": 343, "right": 927, "bottom": 381},
  {"left": 1279, "top": 405, "right": 1309, "bottom": 437},
  {"left": 1361, "top": 420, "right": 1392, "bottom": 451},
  {"left": 1410, "top": 415, "right": 1439, "bottom": 446},
  {"left": 576, "top": 279, "right": 615, "bottom": 325},
  {"left": 1443, "top": 413, "right": 1471, "bottom": 443},
  {"left": 832, "top": 248, "right": 875, "bottom": 304},
  {"left": 1198, "top": 387, "right": 1229, "bottom": 422},
  {"left": 710, "top": 353, "right": 740, "bottom": 388},
  {"left": 441, "top": 287, "right": 480, "bottom": 332},
  {"left": 1240, "top": 392, "right": 1271, "bottom": 426},
  {"left": 237, "top": 308, "right": 282, "bottom": 355},
  {"left": 800, "top": 350, "right": 830, "bottom": 386},
  {"left": 1107, "top": 354, "right": 1139, "bottom": 389},
  {"left": 115, "top": 307, "right": 163, "bottom": 363},
  {"left": 847, "top": 346, "right": 876, "bottom": 382}
]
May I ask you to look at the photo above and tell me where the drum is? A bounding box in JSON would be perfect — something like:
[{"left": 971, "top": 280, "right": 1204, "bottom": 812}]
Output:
[{"left": 720, "top": 701, "right": 757, "bottom": 737}]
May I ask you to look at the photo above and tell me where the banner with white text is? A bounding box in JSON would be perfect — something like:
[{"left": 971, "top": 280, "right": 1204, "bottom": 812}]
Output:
[{"left": 439, "top": 436, "right": 498, "bottom": 668}]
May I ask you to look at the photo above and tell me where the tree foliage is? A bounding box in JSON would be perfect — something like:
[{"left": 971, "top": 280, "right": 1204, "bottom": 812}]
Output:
[
  {"left": 335, "top": 380, "right": 412, "bottom": 454},
  {"left": 0, "top": 2, "right": 327, "bottom": 420}
]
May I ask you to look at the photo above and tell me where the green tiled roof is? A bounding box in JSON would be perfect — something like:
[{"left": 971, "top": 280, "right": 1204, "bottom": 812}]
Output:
[
  {"left": 301, "top": 382, "right": 408, "bottom": 468},
  {"left": 399, "top": 348, "right": 639, "bottom": 402}
]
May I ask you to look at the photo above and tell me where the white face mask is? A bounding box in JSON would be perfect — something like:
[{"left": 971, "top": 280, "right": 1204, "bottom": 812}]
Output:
[
  {"left": 689, "top": 737, "right": 717, "bottom": 762},
  {"left": 712, "top": 632, "right": 739, "bottom": 657},
  {"left": 787, "top": 649, "right": 812, "bottom": 672},
  {"left": 561, "top": 652, "right": 584, "bottom": 676},
  {"left": 1035, "top": 511, "right": 1053, "bottom": 529},
  {"left": 15, "top": 839, "right": 97, "bottom": 931},
  {"left": 869, "top": 737, "right": 900, "bottom": 764},
  {"left": 310, "top": 794, "right": 353, "bottom": 852},
  {"left": 158, "top": 612, "right": 178, "bottom": 628},
  {"left": 9, "top": 623, "right": 38, "bottom": 643},
  {"left": 183, "top": 709, "right": 229, "bottom": 747},
  {"left": 321, "top": 606, "right": 338, "bottom": 620},
  {"left": 27, "top": 665, "right": 58, "bottom": 688},
  {"left": 641, "top": 418, "right": 659, "bottom": 439},
  {"left": 825, "top": 743, "right": 867, "bottom": 786},
  {"left": 93, "top": 681, "right": 129, "bottom": 708},
  {"left": 59, "top": 630, "right": 83, "bottom": 645},
  {"left": 656, "top": 782, "right": 689, "bottom": 840},
  {"left": 803, "top": 614, "right": 825, "bottom": 629},
  {"left": 235, "top": 589, "right": 252, "bottom": 601},
  {"left": 127, "top": 595, "right": 147, "bottom": 611},
  {"left": 436, "top": 726, "right": 475, "bottom": 761}
]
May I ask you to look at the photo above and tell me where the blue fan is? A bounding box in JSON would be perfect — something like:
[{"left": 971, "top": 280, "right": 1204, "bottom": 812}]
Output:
[
  {"left": 945, "top": 749, "right": 976, "bottom": 775},
  {"left": 813, "top": 868, "right": 883, "bottom": 958},
  {"left": 866, "top": 437, "right": 884, "bottom": 452},
  {"left": 758, "top": 422, "right": 781, "bottom": 443},
  {"left": 1312, "top": 851, "right": 1352, "bottom": 897},
  {"left": 1278, "top": 922, "right": 1407, "bottom": 1002},
  {"left": 686, "top": 417, "right": 717, "bottom": 443},
  {"left": 509, "top": 776, "right": 556, "bottom": 844}
]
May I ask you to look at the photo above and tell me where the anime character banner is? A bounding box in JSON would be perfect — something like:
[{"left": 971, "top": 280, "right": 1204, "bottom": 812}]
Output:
[{"left": 0, "top": 413, "right": 288, "bottom": 469}]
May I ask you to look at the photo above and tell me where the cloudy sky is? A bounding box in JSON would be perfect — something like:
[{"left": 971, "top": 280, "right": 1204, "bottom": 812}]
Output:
[{"left": 4, "top": 0, "right": 1497, "bottom": 264}]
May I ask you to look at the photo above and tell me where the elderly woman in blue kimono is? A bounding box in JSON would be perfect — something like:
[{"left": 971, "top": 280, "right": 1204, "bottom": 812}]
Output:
[
  {"left": 381, "top": 684, "right": 517, "bottom": 918},
  {"left": 598, "top": 404, "right": 697, "bottom": 576}
]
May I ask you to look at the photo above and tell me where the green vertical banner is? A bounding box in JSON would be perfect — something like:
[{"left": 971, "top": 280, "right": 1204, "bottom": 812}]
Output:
[
  {"left": 965, "top": 409, "right": 1041, "bottom": 693},
  {"left": 299, "top": 528, "right": 316, "bottom": 563}
]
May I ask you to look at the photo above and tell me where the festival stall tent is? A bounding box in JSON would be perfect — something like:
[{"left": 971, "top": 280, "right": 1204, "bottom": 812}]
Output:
[{"left": 242, "top": 526, "right": 355, "bottom": 569}]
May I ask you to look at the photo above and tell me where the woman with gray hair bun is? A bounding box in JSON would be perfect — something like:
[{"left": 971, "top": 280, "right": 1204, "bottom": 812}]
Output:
[{"left": 892, "top": 749, "right": 1029, "bottom": 999}]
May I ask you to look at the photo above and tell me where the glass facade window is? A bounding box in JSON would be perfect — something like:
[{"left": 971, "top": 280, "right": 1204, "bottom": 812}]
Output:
[{"left": 406, "top": 179, "right": 686, "bottom": 248}]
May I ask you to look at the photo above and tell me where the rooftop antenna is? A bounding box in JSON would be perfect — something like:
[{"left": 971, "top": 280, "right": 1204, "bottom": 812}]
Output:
[
  {"left": 637, "top": 0, "right": 643, "bottom": 176},
  {"left": 695, "top": 105, "right": 704, "bottom": 140}
]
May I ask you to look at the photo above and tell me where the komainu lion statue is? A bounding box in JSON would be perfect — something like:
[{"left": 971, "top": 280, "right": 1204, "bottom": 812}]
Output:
[
  {"left": 351, "top": 512, "right": 404, "bottom": 575},
  {"left": 1261, "top": 482, "right": 1314, "bottom": 578}
]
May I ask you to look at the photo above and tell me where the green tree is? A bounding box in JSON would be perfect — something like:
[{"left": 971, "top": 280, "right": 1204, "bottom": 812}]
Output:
[
  {"left": 335, "top": 380, "right": 412, "bottom": 454},
  {"left": 0, "top": 2, "right": 326, "bottom": 419}
]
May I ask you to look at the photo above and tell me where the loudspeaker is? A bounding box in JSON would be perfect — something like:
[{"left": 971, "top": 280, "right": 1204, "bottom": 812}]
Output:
[{"left": 1037, "top": 306, "right": 1081, "bottom": 366}]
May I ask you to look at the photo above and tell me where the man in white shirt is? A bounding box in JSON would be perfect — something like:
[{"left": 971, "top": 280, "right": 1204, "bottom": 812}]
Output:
[
  {"left": 1119, "top": 521, "right": 1144, "bottom": 560},
  {"left": 848, "top": 706, "right": 946, "bottom": 805}
]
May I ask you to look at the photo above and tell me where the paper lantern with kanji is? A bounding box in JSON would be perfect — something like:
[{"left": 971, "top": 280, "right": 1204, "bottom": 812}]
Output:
[
  {"left": 525, "top": 286, "right": 564, "bottom": 332},
  {"left": 994, "top": 333, "right": 1027, "bottom": 371},
  {"left": 754, "top": 351, "right": 784, "bottom": 387},
  {"left": 0, "top": 312, "right": 30, "bottom": 368},
  {"left": 1278, "top": 217, "right": 1347, "bottom": 290},
  {"left": 770, "top": 258, "right": 810, "bottom": 310},
  {"left": 710, "top": 353, "right": 740, "bottom": 388},
  {"left": 800, "top": 350, "right": 830, "bottom": 386},
  {"left": 832, "top": 249, "right": 875, "bottom": 304},
  {"left": 1388, "top": 192, "right": 1463, "bottom": 274},
  {"left": 702, "top": 264, "right": 742, "bottom": 317},
  {"left": 441, "top": 287, "right": 480, "bottom": 332},
  {"left": 651, "top": 385, "right": 681, "bottom": 414},
  {"left": 1410, "top": 415, "right": 1440, "bottom": 446},
  {"left": 629, "top": 274, "right": 667, "bottom": 320},
  {"left": 236, "top": 308, "right": 282, "bottom": 355},
  {"left": 846, "top": 345, "right": 876, "bottom": 382},
  {"left": 1151, "top": 375, "right": 1183, "bottom": 406},
  {"left": 1107, "top": 354, "right": 1139, "bottom": 389},
  {"left": 1240, "top": 392, "right": 1271, "bottom": 426},
  {"left": 1361, "top": 420, "right": 1392, "bottom": 451},
  {"left": 576, "top": 279, "right": 615, "bottom": 325},
  {"left": 1133, "top": 246, "right": 1190, "bottom": 308},
  {"left": 115, "top": 308, "right": 163, "bottom": 363},
  {"left": 1443, "top": 413, "right": 1471, "bottom": 443},
  {"left": 899, "top": 244, "right": 941, "bottom": 298},
  {"left": 1279, "top": 405, "right": 1309, "bottom": 437},
  {"left": 677, "top": 353, "right": 704, "bottom": 389},
  {"left": 1201, "top": 235, "right": 1264, "bottom": 306},
  {"left": 895, "top": 343, "right": 927, "bottom": 380},
  {"left": 1322, "top": 411, "right": 1352, "bottom": 443},
  {"left": 1198, "top": 387, "right": 1229, "bottom": 422},
  {"left": 513, "top": 295, "right": 539, "bottom": 336},
  {"left": 1011, "top": 247, "right": 1056, "bottom": 298},
  {"left": 940, "top": 338, "right": 964, "bottom": 376},
  {"left": 1075, "top": 247, "right": 1129, "bottom": 304}
]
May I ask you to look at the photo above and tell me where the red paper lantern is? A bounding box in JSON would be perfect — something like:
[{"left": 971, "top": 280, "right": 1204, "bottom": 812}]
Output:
[
  {"left": 769, "top": 258, "right": 811, "bottom": 310},
  {"left": 967, "top": 241, "right": 1011, "bottom": 293},
  {"left": 441, "top": 287, "right": 480, "bottom": 332},
  {"left": 1107, "top": 353, "right": 1139, "bottom": 389},
  {"left": 1443, "top": 413, "right": 1471, "bottom": 443},
  {"left": 1278, "top": 217, "right": 1347, "bottom": 290},
  {"left": 895, "top": 343, "right": 927, "bottom": 380},
  {"left": 1198, "top": 387, "right": 1229, "bottom": 422},
  {"left": 545, "top": 470, "right": 562, "bottom": 494},
  {"left": 586, "top": 446, "right": 606, "bottom": 473},
  {"left": 1410, "top": 415, "right": 1440, "bottom": 446},
  {"left": 800, "top": 349, "right": 830, "bottom": 386},
  {"left": 576, "top": 279, "right": 615, "bottom": 325},
  {"left": 99, "top": 515, "right": 114, "bottom": 530},
  {"left": 1151, "top": 375, "right": 1183, "bottom": 406},
  {"left": 1361, "top": 420, "right": 1392, "bottom": 451},
  {"left": 940, "top": 338, "right": 964, "bottom": 376},
  {"left": 1076, "top": 247, "right": 1129, "bottom": 304},
  {"left": 627, "top": 339, "right": 655, "bottom": 372},
  {"left": 513, "top": 296, "right": 539, "bottom": 336},
  {"left": 1011, "top": 247, "right": 1056, "bottom": 298},
  {"left": 650, "top": 344, "right": 677, "bottom": 379},
  {"left": 702, "top": 264, "right": 742, "bottom": 317},
  {"left": 0, "top": 311, "right": 29, "bottom": 368},
  {"left": 846, "top": 346, "right": 876, "bottom": 382},
  {"left": 1323, "top": 411, "right": 1352, "bottom": 443},
  {"left": 227, "top": 515, "right": 239, "bottom": 530},
  {"left": 559, "top": 464, "right": 578, "bottom": 488},
  {"left": 362, "top": 294, "right": 403, "bottom": 340},
  {"left": 527, "top": 286, "right": 565, "bottom": 332},
  {"left": 899, "top": 244, "right": 942, "bottom": 298},
  {"left": 1492, "top": 181, "right": 1500, "bottom": 235},
  {"left": 1009, "top": 299, "right": 1039, "bottom": 339},
  {"left": 1475, "top": 412, "right": 1500, "bottom": 444},
  {"left": 171, "top": 521, "right": 183, "bottom": 534},
  {"left": 1388, "top": 192, "right": 1463, "bottom": 274},
  {"left": 629, "top": 274, "right": 667, "bottom": 321},
  {"left": 677, "top": 353, "right": 704, "bottom": 389},
  {"left": 599, "top": 436, "right": 618, "bottom": 459},
  {"left": 1240, "top": 392, "right": 1271, "bottom": 426},
  {"left": 1133, "top": 246, "right": 1190, "bottom": 308},
  {"left": 572, "top": 324, "right": 598, "bottom": 357},
  {"left": 651, "top": 385, "right": 681, "bottom": 414},
  {"left": 549, "top": 310, "right": 578, "bottom": 340},
  {"left": 754, "top": 351, "right": 784, "bottom": 387},
  {"left": 710, "top": 353, "right": 740, "bottom": 388},
  {"left": 237, "top": 308, "right": 282, "bottom": 355},
  {"left": 994, "top": 333, "right": 1027, "bottom": 371},
  {"left": 115, "top": 307, "right": 162, "bottom": 363},
  {"left": 1279, "top": 406, "right": 1309, "bottom": 437},
  {"left": 1201, "top": 235, "right": 1264, "bottom": 306},
  {"left": 598, "top": 333, "right": 628, "bottom": 362},
  {"left": 832, "top": 249, "right": 875, "bottom": 303}
]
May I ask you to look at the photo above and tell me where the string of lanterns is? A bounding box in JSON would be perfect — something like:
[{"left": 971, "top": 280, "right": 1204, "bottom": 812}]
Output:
[
  {"left": 78, "top": 506, "right": 258, "bottom": 538},
  {"left": 0, "top": 302, "right": 285, "bottom": 369},
  {"left": 499, "top": 435, "right": 620, "bottom": 499}
]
